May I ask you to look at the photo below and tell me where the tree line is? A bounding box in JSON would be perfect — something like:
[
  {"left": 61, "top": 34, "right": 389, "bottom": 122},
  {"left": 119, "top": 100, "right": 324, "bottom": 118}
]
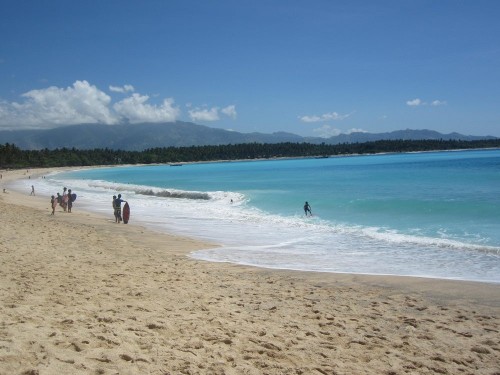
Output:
[{"left": 1, "top": 139, "right": 499, "bottom": 169}]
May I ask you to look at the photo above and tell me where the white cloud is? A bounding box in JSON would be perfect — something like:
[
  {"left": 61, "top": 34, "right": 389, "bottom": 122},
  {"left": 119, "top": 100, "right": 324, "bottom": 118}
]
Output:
[
  {"left": 346, "top": 128, "right": 367, "bottom": 134},
  {"left": 313, "top": 125, "right": 367, "bottom": 138},
  {"left": 407, "top": 98, "right": 447, "bottom": 107},
  {"left": 109, "top": 84, "right": 135, "bottom": 93},
  {"left": 113, "top": 94, "right": 180, "bottom": 123},
  {"left": 299, "top": 111, "right": 351, "bottom": 123},
  {"left": 188, "top": 107, "right": 220, "bottom": 122},
  {"left": 188, "top": 105, "right": 237, "bottom": 122},
  {"left": 221, "top": 105, "right": 237, "bottom": 119},
  {"left": 406, "top": 98, "right": 423, "bottom": 106},
  {"left": 431, "top": 100, "right": 447, "bottom": 106},
  {"left": 300, "top": 115, "right": 322, "bottom": 123},
  {"left": 0, "top": 80, "right": 116, "bottom": 129}
]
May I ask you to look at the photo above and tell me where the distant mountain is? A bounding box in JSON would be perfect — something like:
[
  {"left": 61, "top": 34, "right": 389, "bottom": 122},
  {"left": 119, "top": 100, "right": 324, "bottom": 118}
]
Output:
[
  {"left": 321, "top": 129, "right": 497, "bottom": 144},
  {"left": 0, "top": 122, "right": 496, "bottom": 151}
]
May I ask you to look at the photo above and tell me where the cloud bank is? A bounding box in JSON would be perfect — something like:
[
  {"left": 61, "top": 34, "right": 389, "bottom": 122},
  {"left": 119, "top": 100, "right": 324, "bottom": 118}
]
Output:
[
  {"left": 0, "top": 80, "right": 236, "bottom": 129},
  {"left": 0, "top": 81, "right": 116, "bottom": 128}
]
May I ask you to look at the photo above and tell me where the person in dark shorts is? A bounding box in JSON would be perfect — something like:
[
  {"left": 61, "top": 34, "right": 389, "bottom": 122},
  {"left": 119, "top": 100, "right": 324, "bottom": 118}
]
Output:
[
  {"left": 304, "top": 201, "right": 312, "bottom": 216},
  {"left": 112, "top": 195, "right": 119, "bottom": 223},
  {"left": 67, "top": 189, "right": 73, "bottom": 213}
]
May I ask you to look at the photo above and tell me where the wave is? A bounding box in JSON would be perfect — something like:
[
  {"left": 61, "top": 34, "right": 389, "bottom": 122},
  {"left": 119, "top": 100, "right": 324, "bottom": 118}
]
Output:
[
  {"left": 76, "top": 181, "right": 210, "bottom": 200},
  {"left": 131, "top": 188, "right": 210, "bottom": 200},
  {"left": 49, "top": 177, "right": 243, "bottom": 202}
]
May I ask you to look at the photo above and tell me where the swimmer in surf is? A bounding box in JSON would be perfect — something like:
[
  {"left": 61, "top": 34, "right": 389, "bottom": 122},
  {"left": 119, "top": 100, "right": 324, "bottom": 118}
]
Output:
[{"left": 304, "top": 201, "right": 312, "bottom": 216}]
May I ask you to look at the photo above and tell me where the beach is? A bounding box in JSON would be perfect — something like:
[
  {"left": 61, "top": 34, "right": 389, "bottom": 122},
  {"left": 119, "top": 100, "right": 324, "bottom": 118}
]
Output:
[{"left": 1, "top": 168, "right": 499, "bottom": 375}]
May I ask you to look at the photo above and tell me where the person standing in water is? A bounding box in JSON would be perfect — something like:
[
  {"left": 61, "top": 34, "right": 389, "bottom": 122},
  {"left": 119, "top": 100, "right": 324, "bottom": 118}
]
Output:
[{"left": 304, "top": 201, "right": 312, "bottom": 216}]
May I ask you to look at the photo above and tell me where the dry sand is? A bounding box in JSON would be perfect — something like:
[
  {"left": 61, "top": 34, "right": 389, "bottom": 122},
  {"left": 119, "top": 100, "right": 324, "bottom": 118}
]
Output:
[{"left": 0, "top": 168, "right": 499, "bottom": 375}]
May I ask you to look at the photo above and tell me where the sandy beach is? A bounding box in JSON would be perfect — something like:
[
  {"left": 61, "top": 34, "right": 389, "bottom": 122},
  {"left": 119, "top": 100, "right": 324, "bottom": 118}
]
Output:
[{"left": 0, "top": 168, "right": 499, "bottom": 375}]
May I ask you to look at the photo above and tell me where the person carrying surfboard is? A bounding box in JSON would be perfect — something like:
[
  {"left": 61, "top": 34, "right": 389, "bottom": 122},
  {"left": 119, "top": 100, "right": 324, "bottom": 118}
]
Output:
[{"left": 114, "top": 194, "right": 127, "bottom": 223}]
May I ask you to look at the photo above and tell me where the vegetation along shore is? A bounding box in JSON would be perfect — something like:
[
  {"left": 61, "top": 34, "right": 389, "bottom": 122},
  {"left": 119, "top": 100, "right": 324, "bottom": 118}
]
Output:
[{"left": 1, "top": 138, "right": 500, "bottom": 169}]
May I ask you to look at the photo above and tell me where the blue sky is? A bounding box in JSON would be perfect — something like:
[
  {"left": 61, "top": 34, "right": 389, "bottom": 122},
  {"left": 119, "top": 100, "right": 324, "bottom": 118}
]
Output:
[{"left": 1, "top": 1, "right": 499, "bottom": 137}]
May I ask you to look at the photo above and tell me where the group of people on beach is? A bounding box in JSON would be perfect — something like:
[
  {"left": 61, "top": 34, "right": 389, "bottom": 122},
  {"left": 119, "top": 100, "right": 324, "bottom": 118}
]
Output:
[
  {"left": 46, "top": 185, "right": 127, "bottom": 223},
  {"left": 50, "top": 187, "right": 75, "bottom": 215},
  {"left": 112, "top": 194, "right": 127, "bottom": 223}
]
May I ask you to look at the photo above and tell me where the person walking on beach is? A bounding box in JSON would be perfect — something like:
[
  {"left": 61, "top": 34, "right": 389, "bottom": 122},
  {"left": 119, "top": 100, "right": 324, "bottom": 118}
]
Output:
[
  {"left": 67, "top": 189, "right": 73, "bottom": 213},
  {"left": 50, "top": 195, "right": 56, "bottom": 215},
  {"left": 30, "top": 185, "right": 35, "bottom": 196},
  {"left": 61, "top": 187, "right": 68, "bottom": 211},
  {"left": 304, "top": 201, "right": 312, "bottom": 216}
]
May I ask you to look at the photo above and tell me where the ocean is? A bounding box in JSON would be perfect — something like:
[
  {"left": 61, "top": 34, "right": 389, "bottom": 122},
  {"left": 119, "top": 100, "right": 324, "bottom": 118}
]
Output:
[{"left": 11, "top": 149, "right": 500, "bottom": 283}]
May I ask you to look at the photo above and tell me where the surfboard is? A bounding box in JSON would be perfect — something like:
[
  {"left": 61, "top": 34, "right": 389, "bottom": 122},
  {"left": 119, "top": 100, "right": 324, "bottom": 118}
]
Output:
[
  {"left": 71, "top": 193, "right": 77, "bottom": 202},
  {"left": 122, "top": 202, "right": 130, "bottom": 224}
]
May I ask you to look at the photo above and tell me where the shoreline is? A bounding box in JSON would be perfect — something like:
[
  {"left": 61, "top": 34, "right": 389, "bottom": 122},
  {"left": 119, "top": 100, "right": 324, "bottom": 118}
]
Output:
[{"left": 1, "top": 167, "right": 499, "bottom": 374}]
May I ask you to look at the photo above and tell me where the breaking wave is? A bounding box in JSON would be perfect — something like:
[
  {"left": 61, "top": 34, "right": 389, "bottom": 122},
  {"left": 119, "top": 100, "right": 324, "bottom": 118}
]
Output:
[
  {"left": 132, "top": 188, "right": 210, "bottom": 200},
  {"left": 86, "top": 181, "right": 212, "bottom": 200}
]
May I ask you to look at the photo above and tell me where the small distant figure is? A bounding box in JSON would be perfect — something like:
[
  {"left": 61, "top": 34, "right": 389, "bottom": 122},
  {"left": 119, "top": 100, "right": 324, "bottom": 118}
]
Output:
[
  {"left": 61, "top": 187, "right": 68, "bottom": 211},
  {"left": 3, "top": 188, "right": 6, "bottom": 193},
  {"left": 304, "top": 201, "right": 312, "bottom": 216},
  {"left": 112, "top": 195, "right": 119, "bottom": 223},
  {"left": 30, "top": 185, "right": 35, "bottom": 196},
  {"left": 67, "top": 189, "right": 73, "bottom": 213},
  {"left": 50, "top": 195, "right": 56, "bottom": 215}
]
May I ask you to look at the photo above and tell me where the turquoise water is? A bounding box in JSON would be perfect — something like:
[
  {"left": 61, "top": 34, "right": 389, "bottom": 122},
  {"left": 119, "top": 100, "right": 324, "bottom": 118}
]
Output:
[{"left": 17, "top": 149, "right": 500, "bottom": 283}]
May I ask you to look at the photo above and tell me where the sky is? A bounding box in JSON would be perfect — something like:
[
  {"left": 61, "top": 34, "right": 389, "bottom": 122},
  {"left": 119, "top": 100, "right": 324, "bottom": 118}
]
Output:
[{"left": 1, "top": 0, "right": 499, "bottom": 137}]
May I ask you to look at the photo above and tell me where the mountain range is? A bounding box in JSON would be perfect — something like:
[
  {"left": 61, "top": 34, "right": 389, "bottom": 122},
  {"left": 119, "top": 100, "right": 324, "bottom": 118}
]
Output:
[{"left": 0, "top": 121, "right": 496, "bottom": 151}]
